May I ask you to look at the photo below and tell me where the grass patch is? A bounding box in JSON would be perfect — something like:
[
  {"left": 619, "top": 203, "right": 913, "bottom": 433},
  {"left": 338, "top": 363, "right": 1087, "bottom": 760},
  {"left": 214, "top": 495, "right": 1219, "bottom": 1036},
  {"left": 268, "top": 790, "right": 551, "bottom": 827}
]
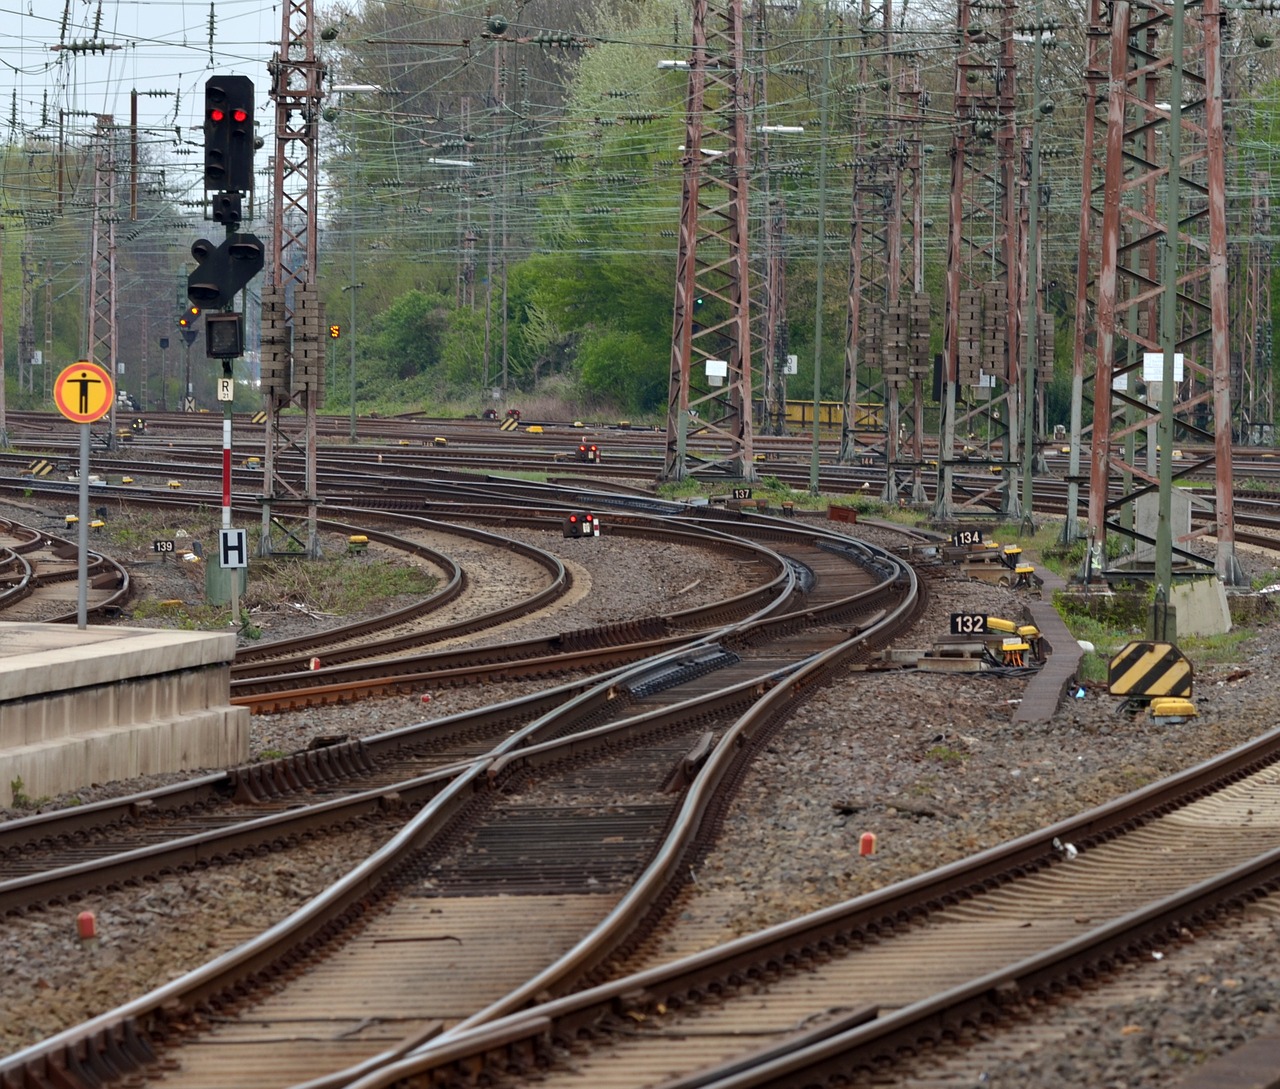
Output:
[
  {"left": 112, "top": 512, "right": 439, "bottom": 634},
  {"left": 926, "top": 745, "right": 968, "bottom": 766},
  {"left": 1177, "top": 629, "right": 1255, "bottom": 665},
  {"left": 9, "top": 776, "right": 50, "bottom": 810},
  {"left": 243, "top": 554, "right": 438, "bottom": 616}
]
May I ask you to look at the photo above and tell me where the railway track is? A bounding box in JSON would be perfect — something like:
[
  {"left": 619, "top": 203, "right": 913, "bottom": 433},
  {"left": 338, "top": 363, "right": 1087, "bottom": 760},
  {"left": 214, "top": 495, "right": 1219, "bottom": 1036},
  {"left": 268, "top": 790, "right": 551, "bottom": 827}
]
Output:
[
  {"left": 7, "top": 425, "right": 1280, "bottom": 1087},
  {"left": 227, "top": 514, "right": 789, "bottom": 713},
  {"left": 318, "top": 722, "right": 1280, "bottom": 1089},
  {"left": 0, "top": 520, "right": 891, "bottom": 908},
  {"left": 0, "top": 518, "right": 129, "bottom": 622},
  {"left": 0, "top": 530, "right": 920, "bottom": 1089}
]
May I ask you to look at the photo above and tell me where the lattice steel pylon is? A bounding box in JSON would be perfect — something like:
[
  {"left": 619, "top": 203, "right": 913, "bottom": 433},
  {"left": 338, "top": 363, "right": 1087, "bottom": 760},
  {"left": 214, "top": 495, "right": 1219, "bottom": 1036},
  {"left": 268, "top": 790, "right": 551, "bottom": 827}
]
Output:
[
  {"left": 1241, "top": 172, "right": 1273, "bottom": 443},
  {"left": 1082, "top": 0, "right": 1241, "bottom": 585},
  {"left": 87, "top": 115, "right": 119, "bottom": 446},
  {"left": 934, "top": 0, "right": 1022, "bottom": 521},
  {"left": 749, "top": 0, "right": 787, "bottom": 439},
  {"left": 19, "top": 235, "right": 36, "bottom": 396},
  {"left": 838, "top": 2, "right": 929, "bottom": 506},
  {"left": 260, "top": 0, "right": 326, "bottom": 557},
  {"left": 662, "top": 0, "right": 755, "bottom": 482}
]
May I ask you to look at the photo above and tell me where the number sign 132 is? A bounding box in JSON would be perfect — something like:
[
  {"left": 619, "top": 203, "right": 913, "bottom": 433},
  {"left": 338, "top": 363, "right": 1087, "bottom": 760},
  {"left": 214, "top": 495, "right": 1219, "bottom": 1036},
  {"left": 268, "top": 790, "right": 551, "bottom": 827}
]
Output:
[{"left": 950, "top": 613, "right": 987, "bottom": 636}]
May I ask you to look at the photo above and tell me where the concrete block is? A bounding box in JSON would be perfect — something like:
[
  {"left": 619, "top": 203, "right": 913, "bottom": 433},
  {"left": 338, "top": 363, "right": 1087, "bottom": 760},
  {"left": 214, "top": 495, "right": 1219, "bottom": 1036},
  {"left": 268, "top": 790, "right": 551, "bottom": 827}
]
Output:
[
  {"left": 1169, "top": 577, "right": 1232, "bottom": 637},
  {"left": 0, "top": 623, "right": 247, "bottom": 805}
]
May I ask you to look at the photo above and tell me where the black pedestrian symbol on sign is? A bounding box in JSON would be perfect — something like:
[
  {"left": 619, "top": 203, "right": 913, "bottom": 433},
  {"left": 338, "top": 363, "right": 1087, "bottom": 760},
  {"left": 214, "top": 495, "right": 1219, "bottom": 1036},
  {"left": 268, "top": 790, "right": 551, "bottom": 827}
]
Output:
[{"left": 70, "top": 370, "right": 102, "bottom": 413}]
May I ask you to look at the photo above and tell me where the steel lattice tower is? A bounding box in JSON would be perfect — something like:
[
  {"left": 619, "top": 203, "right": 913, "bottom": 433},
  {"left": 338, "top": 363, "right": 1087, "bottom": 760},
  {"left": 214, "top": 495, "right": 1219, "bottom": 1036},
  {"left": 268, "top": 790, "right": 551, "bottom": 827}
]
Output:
[
  {"left": 1241, "top": 172, "right": 1273, "bottom": 442},
  {"left": 260, "top": 0, "right": 326, "bottom": 556},
  {"left": 19, "top": 235, "right": 36, "bottom": 396},
  {"left": 662, "top": 0, "right": 755, "bottom": 481},
  {"left": 934, "top": 0, "right": 1022, "bottom": 521},
  {"left": 838, "top": 2, "right": 929, "bottom": 505},
  {"left": 749, "top": 0, "right": 787, "bottom": 439},
  {"left": 1080, "top": 0, "right": 1241, "bottom": 584},
  {"left": 87, "top": 115, "right": 119, "bottom": 444}
]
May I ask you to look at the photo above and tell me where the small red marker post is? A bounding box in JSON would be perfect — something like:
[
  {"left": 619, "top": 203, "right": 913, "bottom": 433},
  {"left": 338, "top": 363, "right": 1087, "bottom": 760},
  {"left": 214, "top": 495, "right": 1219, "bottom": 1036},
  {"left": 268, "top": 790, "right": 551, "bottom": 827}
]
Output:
[
  {"left": 420, "top": 693, "right": 432, "bottom": 703},
  {"left": 309, "top": 657, "right": 321, "bottom": 671},
  {"left": 76, "top": 910, "right": 98, "bottom": 943},
  {"left": 859, "top": 832, "right": 877, "bottom": 857}
]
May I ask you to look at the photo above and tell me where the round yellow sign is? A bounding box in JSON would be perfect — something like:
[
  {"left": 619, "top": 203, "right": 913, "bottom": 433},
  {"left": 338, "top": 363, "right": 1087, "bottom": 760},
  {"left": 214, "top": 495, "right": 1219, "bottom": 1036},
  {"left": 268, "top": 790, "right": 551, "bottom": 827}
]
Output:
[{"left": 54, "top": 361, "right": 114, "bottom": 424}]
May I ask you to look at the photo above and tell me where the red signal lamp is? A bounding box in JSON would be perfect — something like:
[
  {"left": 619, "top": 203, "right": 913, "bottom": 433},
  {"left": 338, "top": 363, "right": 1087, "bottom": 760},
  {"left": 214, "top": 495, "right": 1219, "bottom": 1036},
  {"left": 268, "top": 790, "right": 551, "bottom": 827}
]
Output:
[
  {"left": 232, "top": 108, "right": 248, "bottom": 122},
  {"left": 210, "top": 107, "right": 225, "bottom": 122}
]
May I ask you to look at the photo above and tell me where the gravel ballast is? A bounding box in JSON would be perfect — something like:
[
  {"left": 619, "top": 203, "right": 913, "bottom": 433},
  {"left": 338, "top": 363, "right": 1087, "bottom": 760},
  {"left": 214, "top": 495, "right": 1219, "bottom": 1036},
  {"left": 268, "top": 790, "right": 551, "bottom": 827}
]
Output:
[{"left": 2, "top": 509, "right": 1279, "bottom": 1086}]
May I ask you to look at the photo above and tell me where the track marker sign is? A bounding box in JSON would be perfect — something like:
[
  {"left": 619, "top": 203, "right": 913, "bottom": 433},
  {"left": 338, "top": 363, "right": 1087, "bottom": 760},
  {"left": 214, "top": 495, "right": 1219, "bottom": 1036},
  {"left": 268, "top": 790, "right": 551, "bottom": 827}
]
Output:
[
  {"left": 54, "top": 362, "right": 114, "bottom": 424},
  {"left": 1108, "top": 640, "right": 1193, "bottom": 700},
  {"left": 219, "top": 528, "right": 248, "bottom": 569}
]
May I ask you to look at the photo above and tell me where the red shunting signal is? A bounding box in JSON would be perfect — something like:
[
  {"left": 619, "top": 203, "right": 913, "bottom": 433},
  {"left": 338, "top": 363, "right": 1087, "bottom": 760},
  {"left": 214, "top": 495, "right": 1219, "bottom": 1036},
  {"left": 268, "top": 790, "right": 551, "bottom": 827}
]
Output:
[
  {"left": 210, "top": 107, "right": 226, "bottom": 122},
  {"left": 232, "top": 108, "right": 248, "bottom": 122}
]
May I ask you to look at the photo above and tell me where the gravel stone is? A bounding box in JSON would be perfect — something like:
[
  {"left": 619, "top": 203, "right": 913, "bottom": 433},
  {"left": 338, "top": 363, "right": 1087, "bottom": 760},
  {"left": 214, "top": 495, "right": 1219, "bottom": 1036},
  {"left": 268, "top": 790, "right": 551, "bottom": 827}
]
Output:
[{"left": 3, "top": 504, "right": 1280, "bottom": 1086}]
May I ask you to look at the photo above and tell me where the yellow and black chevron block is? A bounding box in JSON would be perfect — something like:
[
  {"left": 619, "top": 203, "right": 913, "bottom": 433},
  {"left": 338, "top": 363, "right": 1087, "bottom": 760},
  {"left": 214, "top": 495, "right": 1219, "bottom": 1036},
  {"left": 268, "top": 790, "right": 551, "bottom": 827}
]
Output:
[
  {"left": 26, "top": 459, "right": 54, "bottom": 477},
  {"left": 499, "top": 416, "right": 519, "bottom": 431},
  {"left": 1107, "top": 640, "right": 1193, "bottom": 700}
]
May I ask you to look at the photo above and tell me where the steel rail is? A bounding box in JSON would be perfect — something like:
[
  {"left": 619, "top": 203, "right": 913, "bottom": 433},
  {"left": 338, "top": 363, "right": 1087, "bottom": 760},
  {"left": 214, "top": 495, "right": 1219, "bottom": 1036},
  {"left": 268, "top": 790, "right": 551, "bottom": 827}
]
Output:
[
  {"left": 0, "top": 537, "right": 911, "bottom": 1089},
  {"left": 318, "top": 718, "right": 1280, "bottom": 1089},
  {"left": 295, "top": 552, "right": 920, "bottom": 1089},
  {"left": 658, "top": 845, "right": 1280, "bottom": 1089},
  {"left": 0, "top": 512, "right": 793, "bottom": 864}
]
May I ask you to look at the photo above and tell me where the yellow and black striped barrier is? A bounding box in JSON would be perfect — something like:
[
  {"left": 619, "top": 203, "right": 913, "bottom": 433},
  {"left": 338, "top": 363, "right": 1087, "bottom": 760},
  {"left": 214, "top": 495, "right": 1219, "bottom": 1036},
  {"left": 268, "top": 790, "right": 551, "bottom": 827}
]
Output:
[
  {"left": 499, "top": 416, "right": 519, "bottom": 431},
  {"left": 250, "top": 410, "right": 269, "bottom": 425},
  {"left": 1108, "top": 640, "right": 1193, "bottom": 700},
  {"left": 26, "top": 460, "right": 54, "bottom": 477}
]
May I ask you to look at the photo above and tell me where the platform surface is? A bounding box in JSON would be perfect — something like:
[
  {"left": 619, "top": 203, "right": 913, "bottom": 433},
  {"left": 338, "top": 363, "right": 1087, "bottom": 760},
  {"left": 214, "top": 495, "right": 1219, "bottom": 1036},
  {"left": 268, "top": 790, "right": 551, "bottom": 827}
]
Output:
[
  {"left": 0, "top": 622, "right": 247, "bottom": 805},
  {"left": 0, "top": 622, "right": 237, "bottom": 701}
]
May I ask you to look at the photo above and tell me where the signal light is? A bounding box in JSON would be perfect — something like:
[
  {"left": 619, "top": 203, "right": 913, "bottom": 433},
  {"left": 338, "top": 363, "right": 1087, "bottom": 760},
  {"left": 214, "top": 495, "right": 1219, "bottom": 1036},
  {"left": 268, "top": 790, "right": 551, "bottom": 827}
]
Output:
[
  {"left": 329, "top": 324, "right": 341, "bottom": 339},
  {"left": 187, "top": 233, "right": 265, "bottom": 309},
  {"left": 204, "top": 75, "right": 255, "bottom": 192}
]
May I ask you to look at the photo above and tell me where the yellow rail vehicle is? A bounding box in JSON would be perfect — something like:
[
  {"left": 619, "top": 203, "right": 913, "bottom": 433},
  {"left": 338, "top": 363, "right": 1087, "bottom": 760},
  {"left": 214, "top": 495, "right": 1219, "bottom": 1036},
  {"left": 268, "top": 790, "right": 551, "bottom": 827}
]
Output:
[{"left": 757, "top": 400, "right": 885, "bottom": 432}]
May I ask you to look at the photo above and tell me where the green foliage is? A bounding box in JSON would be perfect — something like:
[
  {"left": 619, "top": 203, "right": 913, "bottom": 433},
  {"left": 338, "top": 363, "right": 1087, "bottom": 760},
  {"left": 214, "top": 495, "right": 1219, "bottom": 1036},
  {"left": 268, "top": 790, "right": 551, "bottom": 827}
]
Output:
[
  {"left": 369, "top": 289, "right": 452, "bottom": 381},
  {"left": 1178, "top": 629, "right": 1254, "bottom": 664},
  {"left": 439, "top": 306, "right": 489, "bottom": 390},
  {"left": 1053, "top": 587, "right": 1153, "bottom": 634},
  {"left": 239, "top": 611, "right": 263, "bottom": 640},
  {"left": 926, "top": 745, "right": 968, "bottom": 766},
  {"left": 243, "top": 556, "right": 438, "bottom": 617},
  {"left": 576, "top": 327, "right": 667, "bottom": 409},
  {"left": 9, "top": 776, "right": 49, "bottom": 810}
]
